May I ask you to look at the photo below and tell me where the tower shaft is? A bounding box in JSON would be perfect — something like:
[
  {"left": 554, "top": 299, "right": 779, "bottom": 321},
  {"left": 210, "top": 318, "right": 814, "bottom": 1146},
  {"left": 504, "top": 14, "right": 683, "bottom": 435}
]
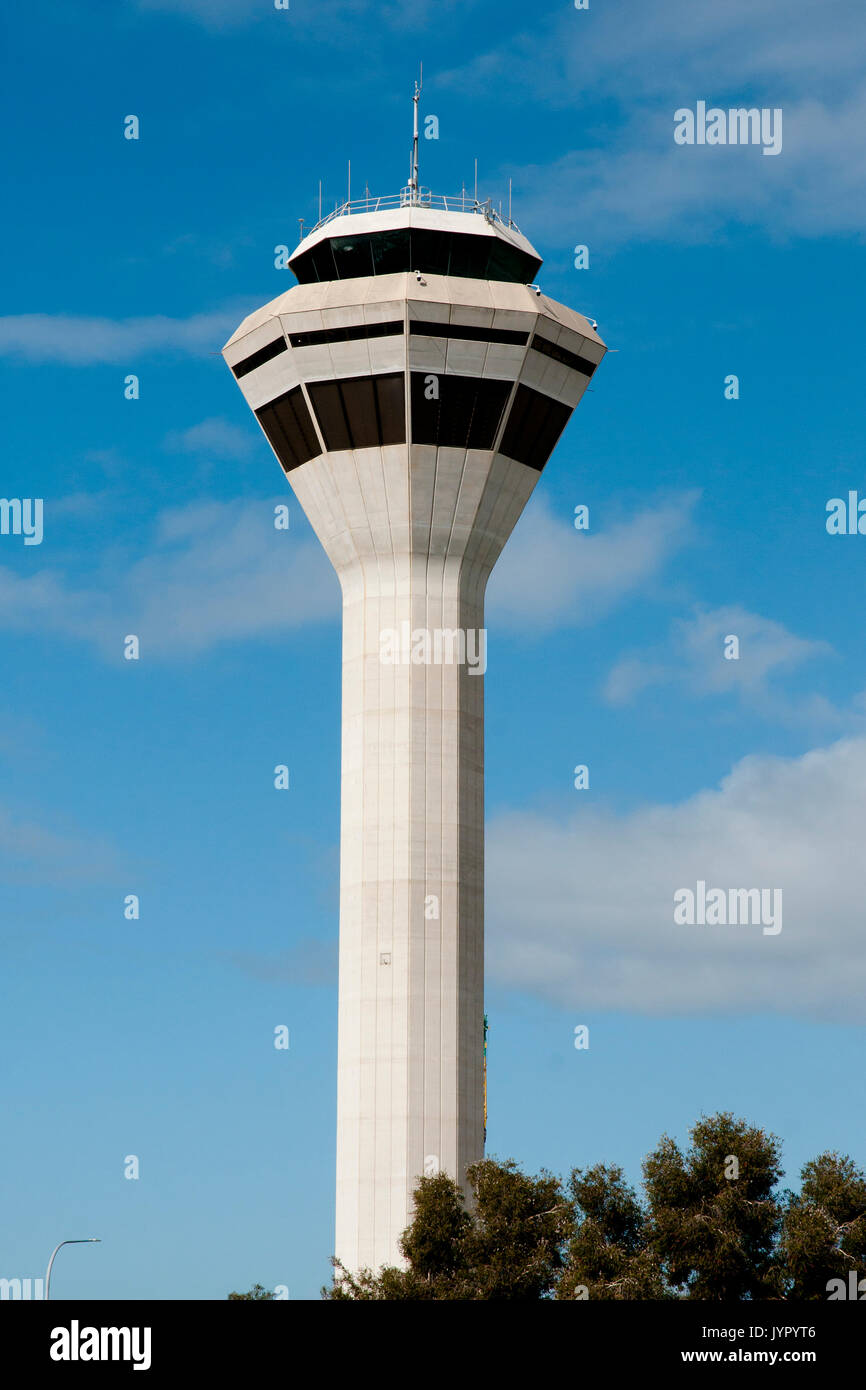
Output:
[{"left": 290, "top": 444, "right": 535, "bottom": 1270}]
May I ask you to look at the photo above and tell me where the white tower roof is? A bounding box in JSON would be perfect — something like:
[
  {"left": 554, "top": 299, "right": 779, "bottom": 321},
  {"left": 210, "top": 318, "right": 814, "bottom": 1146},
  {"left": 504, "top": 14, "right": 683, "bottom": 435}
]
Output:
[{"left": 291, "top": 196, "right": 541, "bottom": 268}]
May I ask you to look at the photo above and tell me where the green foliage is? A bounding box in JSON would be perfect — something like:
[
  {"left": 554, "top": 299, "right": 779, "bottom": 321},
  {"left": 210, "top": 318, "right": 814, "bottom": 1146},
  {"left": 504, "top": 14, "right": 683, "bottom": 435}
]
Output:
[
  {"left": 560, "top": 1164, "right": 669, "bottom": 1300},
  {"left": 227, "top": 1283, "right": 276, "bottom": 1300},
  {"left": 322, "top": 1113, "right": 865, "bottom": 1302},
  {"left": 463, "top": 1157, "right": 569, "bottom": 1298},
  {"left": 642, "top": 1112, "right": 785, "bottom": 1299},
  {"left": 323, "top": 1160, "right": 567, "bottom": 1300},
  {"left": 400, "top": 1171, "right": 473, "bottom": 1280},
  {"left": 780, "top": 1152, "right": 866, "bottom": 1298}
]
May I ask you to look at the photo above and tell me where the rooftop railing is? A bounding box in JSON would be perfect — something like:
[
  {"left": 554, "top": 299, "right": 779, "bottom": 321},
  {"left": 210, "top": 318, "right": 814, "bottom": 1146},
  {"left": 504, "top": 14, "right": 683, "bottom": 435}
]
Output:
[{"left": 302, "top": 188, "right": 521, "bottom": 239}]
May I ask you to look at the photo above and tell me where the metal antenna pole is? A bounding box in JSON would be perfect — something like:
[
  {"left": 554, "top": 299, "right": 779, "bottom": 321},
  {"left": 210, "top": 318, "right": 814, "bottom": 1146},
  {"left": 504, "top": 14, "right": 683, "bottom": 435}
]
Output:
[
  {"left": 318, "top": 180, "right": 322, "bottom": 223},
  {"left": 409, "top": 63, "right": 423, "bottom": 202},
  {"left": 474, "top": 158, "right": 478, "bottom": 206},
  {"left": 508, "top": 178, "right": 512, "bottom": 225},
  {"left": 348, "top": 160, "right": 351, "bottom": 206}
]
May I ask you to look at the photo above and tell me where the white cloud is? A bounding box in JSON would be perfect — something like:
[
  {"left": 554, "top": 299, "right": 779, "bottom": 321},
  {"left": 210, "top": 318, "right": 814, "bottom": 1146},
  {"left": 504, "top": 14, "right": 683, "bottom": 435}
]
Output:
[
  {"left": 604, "top": 605, "right": 832, "bottom": 714},
  {"left": 126, "top": 501, "right": 339, "bottom": 652},
  {"left": 440, "top": 0, "right": 866, "bottom": 246},
  {"left": 0, "top": 310, "right": 241, "bottom": 365},
  {"left": 603, "top": 656, "right": 670, "bottom": 706},
  {"left": 0, "top": 498, "right": 339, "bottom": 658},
  {"left": 513, "top": 91, "right": 866, "bottom": 248},
  {"left": 442, "top": 0, "right": 864, "bottom": 108},
  {"left": 487, "top": 735, "right": 866, "bottom": 1021},
  {"left": 0, "top": 489, "right": 694, "bottom": 658},
  {"left": 0, "top": 803, "right": 124, "bottom": 884},
  {"left": 163, "top": 417, "right": 256, "bottom": 461},
  {"left": 487, "top": 491, "right": 698, "bottom": 631}
]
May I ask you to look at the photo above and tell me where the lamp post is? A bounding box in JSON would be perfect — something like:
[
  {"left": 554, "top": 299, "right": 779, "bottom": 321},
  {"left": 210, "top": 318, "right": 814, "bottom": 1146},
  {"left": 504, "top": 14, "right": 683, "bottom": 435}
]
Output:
[{"left": 45, "top": 1239, "right": 101, "bottom": 1300}]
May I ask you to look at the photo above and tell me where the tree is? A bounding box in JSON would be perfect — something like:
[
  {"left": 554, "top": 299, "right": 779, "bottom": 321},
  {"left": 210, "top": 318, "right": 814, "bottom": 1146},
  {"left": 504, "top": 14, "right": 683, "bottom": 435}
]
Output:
[
  {"left": 325, "top": 1172, "right": 471, "bottom": 1300},
  {"left": 560, "top": 1163, "right": 668, "bottom": 1300},
  {"left": 462, "top": 1157, "right": 568, "bottom": 1298},
  {"left": 642, "top": 1112, "right": 784, "bottom": 1300},
  {"left": 227, "top": 1283, "right": 276, "bottom": 1300},
  {"left": 324, "top": 1160, "right": 566, "bottom": 1300},
  {"left": 322, "top": 1114, "right": 865, "bottom": 1301},
  {"left": 780, "top": 1152, "right": 866, "bottom": 1299},
  {"left": 400, "top": 1170, "right": 473, "bottom": 1283}
]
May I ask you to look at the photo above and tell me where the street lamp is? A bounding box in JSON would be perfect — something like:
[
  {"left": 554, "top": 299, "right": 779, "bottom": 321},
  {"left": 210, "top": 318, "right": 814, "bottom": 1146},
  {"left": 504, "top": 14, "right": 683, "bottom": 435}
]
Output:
[{"left": 45, "top": 1239, "right": 101, "bottom": 1300}]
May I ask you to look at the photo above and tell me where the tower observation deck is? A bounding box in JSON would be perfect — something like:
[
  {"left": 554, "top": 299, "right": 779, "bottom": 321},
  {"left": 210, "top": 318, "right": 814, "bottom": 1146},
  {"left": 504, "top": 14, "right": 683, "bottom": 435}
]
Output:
[{"left": 224, "top": 175, "right": 606, "bottom": 1275}]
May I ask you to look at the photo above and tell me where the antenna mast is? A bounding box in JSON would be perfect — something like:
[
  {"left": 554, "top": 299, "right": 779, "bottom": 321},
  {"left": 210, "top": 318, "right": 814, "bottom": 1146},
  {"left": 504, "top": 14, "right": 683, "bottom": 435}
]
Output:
[{"left": 409, "top": 63, "right": 423, "bottom": 203}]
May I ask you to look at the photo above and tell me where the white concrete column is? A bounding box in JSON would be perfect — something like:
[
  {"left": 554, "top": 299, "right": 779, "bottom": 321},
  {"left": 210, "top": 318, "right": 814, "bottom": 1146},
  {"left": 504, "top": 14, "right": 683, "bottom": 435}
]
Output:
[{"left": 290, "top": 443, "right": 538, "bottom": 1272}]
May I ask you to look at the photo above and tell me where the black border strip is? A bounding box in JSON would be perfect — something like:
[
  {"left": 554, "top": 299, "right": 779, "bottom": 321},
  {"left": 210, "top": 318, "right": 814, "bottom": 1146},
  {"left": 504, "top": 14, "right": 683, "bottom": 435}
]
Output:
[
  {"left": 410, "top": 319, "right": 529, "bottom": 347},
  {"left": 530, "top": 332, "right": 599, "bottom": 377},
  {"left": 289, "top": 320, "right": 403, "bottom": 349},
  {"left": 232, "top": 336, "right": 288, "bottom": 379}
]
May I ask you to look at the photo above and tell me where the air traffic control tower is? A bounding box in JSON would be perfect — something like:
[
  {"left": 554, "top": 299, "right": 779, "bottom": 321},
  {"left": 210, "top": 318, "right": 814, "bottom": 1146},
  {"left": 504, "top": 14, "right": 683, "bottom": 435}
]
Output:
[{"left": 224, "top": 100, "right": 606, "bottom": 1274}]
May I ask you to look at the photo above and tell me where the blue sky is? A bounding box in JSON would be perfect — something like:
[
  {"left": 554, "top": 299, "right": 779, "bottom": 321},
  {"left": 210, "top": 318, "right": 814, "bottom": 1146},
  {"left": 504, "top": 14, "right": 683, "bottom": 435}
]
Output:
[{"left": 1, "top": 0, "right": 865, "bottom": 1299}]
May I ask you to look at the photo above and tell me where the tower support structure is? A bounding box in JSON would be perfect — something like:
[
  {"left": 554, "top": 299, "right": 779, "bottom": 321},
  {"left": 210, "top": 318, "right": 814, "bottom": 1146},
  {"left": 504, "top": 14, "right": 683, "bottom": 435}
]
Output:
[{"left": 224, "top": 190, "right": 605, "bottom": 1272}]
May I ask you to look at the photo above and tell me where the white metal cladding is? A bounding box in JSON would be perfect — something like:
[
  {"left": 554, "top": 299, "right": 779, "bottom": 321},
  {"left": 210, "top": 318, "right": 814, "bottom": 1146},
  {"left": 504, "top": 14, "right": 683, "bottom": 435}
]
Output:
[{"left": 225, "top": 275, "right": 604, "bottom": 428}]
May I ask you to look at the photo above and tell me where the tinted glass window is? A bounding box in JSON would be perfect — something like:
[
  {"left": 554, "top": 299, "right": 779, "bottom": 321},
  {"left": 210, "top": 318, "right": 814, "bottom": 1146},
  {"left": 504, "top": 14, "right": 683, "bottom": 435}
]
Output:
[
  {"left": 232, "top": 336, "right": 288, "bottom": 379},
  {"left": 375, "top": 373, "right": 407, "bottom": 446},
  {"left": 410, "top": 320, "right": 528, "bottom": 347},
  {"left": 530, "top": 332, "right": 598, "bottom": 378},
  {"left": 291, "top": 229, "right": 541, "bottom": 284},
  {"left": 290, "top": 249, "right": 316, "bottom": 282},
  {"left": 467, "top": 379, "right": 513, "bottom": 448},
  {"left": 499, "top": 383, "right": 572, "bottom": 471},
  {"left": 289, "top": 320, "right": 403, "bottom": 349},
  {"left": 372, "top": 228, "right": 410, "bottom": 274},
  {"left": 331, "top": 236, "right": 375, "bottom": 279},
  {"left": 410, "top": 229, "right": 450, "bottom": 276},
  {"left": 447, "top": 233, "right": 488, "bottom": 279},
  {"left": 308, "top": 373, "right": 406, "bottom": 451},
  {"left": 307, "top": 379, "right": 352, "bottom": 452},
  {"left": 487, "top": 239, "right": 531, "bottom": 283},
  {"left": 255, "top": 386, "right": 320, "bottom": 472},
  {"left": 310, "top": 241, "right": 336, "bottom": 282},
  {"left": 410, "top": 372, "right": 511, "bottom": 450},
  {"left": 339, "top": 376, "right": 379, "bottom": 449}
]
